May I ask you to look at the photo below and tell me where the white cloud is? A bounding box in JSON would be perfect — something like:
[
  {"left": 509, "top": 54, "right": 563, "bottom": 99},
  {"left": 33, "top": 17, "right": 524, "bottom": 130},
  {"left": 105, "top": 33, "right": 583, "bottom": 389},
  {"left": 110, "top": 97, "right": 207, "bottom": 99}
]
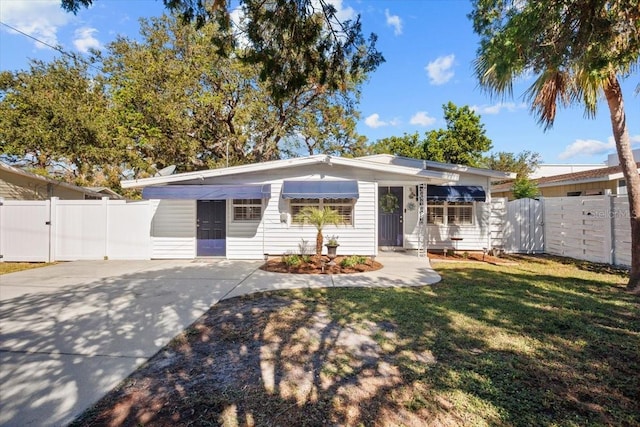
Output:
[
  {"left": 73, "top": 27, "right": 101, "bottom": 53},
  {"left": 410, "top": 111, "right": 436, "bottom": 127},
  {"left": 384, "top": 9, "right": 402, "bottom": 36},
  {"left": 230, "top": 7, "right": 250, "bottom": 48},
  {"left": 324, "top": 0, "right": 356, "bottom": 22},
  {"left": 558, "top": 135, "right": 640, "bottom": 160},
  {"left": 425, "top": 54, "right": 455, "bottom": 85},
  {"left": 0, "top": 0, "right": 72, "bottom": 48},
  {"left": 365, "top": 113, "right": 388, "bottom": 128},
  {"left": 471, "top": 102, "right": 527, "bottom": 115}
]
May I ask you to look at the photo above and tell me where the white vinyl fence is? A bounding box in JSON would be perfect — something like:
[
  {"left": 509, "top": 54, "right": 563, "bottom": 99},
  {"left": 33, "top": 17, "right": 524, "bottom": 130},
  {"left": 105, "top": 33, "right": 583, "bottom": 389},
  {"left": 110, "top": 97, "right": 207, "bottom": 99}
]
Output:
[
  {"left": 0, "top": 195, "right": 633, "bottom": 267},
  {"left": 0, "top": 197, "right": 153, "bottom": 262}
]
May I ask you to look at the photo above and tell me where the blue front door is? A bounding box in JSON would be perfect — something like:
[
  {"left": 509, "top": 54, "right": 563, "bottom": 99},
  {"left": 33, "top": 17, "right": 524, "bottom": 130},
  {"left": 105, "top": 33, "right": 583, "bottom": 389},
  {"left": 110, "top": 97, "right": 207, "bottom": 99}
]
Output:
[
  {"left": 378, "top": 186, "right": 403, "bottom": 246},
  {"left": 197, "top": 200, "right": 226, "bottom": 256}
]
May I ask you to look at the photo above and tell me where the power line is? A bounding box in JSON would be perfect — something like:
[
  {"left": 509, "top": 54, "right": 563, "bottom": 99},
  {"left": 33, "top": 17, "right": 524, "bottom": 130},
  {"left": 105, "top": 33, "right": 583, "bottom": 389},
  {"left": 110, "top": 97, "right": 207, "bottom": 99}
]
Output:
[{"left": 0, "top": 20, "right": 102, "bottom": 72}]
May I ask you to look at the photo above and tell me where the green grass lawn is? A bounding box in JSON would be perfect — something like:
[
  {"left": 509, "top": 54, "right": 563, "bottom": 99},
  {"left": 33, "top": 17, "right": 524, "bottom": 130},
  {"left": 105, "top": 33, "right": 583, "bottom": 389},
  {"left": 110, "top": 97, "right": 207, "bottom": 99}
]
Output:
[
  {"left": 0, "top": 262, "right": 52, "bottom": 275},
  {"left": 285, "top": 256, "right": 639, "bottom": 425},
  {"left": 72, "top": 255, "right": 639, "bottom": 427}
]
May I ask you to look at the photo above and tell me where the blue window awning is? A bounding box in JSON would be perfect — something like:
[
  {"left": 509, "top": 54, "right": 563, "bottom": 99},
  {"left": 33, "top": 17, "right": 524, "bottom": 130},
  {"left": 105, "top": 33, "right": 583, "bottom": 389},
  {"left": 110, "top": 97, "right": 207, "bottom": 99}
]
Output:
[
  {"left": 281, "top": 180, "right": 359, "bottom": 199},
  {"left": 426, "top": 185, "right": 486, "bottom": 202},
  {"left": 142, "top": 184, "right": 271, "bottom": 200}
]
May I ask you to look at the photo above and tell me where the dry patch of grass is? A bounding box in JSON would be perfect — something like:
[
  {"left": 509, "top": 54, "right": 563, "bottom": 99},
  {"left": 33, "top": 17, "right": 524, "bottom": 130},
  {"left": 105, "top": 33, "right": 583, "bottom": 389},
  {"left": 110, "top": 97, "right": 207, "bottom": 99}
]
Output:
[
  {"left": 71, "top": 255, "right": 639, "bottom": 426},
  {"left": 0, "top": 262, "right": 52, "bottom": 275}
]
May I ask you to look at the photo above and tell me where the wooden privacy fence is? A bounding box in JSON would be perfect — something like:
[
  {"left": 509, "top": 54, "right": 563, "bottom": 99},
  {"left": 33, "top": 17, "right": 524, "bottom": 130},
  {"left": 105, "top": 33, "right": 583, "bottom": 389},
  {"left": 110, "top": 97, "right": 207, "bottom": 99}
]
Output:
[{"left": 0, "top": 197, "right": 153, "bottom": 262}]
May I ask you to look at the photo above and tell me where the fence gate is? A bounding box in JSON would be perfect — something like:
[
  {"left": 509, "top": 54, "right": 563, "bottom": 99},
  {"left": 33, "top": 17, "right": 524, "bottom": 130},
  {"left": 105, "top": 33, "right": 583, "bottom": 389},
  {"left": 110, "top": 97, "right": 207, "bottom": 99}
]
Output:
[
  {"left": 503, "top": 198, "right": 544, "bottom": 253},
  {"left": 0, "top": 200, "right": 51, "bottom": 262}
]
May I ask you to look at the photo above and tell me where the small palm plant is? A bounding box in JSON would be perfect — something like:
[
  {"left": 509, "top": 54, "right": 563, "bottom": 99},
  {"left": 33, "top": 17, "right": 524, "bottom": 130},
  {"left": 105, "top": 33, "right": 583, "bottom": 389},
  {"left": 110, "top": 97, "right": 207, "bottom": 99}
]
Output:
[{"left": 294, "top": 206, "right": 342, "bottom": 255}]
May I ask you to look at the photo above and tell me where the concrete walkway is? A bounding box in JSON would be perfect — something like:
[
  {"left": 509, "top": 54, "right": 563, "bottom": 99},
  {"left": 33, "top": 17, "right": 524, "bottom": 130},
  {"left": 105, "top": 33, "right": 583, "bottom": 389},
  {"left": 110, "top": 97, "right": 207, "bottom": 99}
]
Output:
[{"left": 0, "top": 253, "right": 440, "bottom": 426}]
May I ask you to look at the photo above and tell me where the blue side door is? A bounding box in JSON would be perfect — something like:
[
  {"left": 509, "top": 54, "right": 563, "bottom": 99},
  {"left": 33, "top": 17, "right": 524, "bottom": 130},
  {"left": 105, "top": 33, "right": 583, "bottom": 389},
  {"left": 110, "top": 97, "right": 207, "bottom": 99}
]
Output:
[
  {"left": 197, "top": 200, "right": 226, "bottom": 256},
  {"left": 378, "top": 186, "right": 403, "bottom": 247}
]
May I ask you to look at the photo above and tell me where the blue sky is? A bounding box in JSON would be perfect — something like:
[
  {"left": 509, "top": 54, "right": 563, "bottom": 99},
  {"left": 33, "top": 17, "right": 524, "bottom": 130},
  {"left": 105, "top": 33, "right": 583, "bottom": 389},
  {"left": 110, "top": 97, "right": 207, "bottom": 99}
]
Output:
[{"left": 1, "top": 0, "right": 639, "bottom": 165}]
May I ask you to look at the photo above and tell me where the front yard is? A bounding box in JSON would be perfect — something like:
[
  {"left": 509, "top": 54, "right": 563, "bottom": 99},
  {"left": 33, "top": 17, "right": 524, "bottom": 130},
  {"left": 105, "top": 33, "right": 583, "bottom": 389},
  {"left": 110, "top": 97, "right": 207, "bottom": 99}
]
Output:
[{"left": 71, "top": 255, "right": 639, "bottom": 426}]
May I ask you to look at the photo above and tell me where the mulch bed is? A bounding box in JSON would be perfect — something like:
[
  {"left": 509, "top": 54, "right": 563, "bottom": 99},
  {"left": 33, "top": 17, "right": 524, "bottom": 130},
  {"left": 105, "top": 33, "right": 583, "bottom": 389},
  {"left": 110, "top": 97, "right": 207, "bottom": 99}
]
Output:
[
  {"left": 261, "top": 255, "right": 383, "bottom": 274},
  {"left": 428, "top": 250, "right": 517, "bottom": 265}
]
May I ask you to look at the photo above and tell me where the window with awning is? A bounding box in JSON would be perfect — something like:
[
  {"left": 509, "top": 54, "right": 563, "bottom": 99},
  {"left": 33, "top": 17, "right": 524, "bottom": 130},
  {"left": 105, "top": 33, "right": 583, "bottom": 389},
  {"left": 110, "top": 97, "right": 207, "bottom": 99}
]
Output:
[
  {"left": 426, "top": 185, "right": 486, "bottom": 202},
  {"left": 281, "top": 180, "right": 359, "bottom": 199},
  {"left": 142, "top": 184, "right": 271, "bottom": 200}
]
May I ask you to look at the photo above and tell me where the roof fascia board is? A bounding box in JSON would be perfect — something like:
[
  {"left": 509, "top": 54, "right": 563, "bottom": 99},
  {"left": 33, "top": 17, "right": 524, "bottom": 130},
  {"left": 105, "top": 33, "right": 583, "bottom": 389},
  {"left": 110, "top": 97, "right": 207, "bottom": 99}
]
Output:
[
  {"left": 121, "top": 155, "right": 457, "bottom": 188},
  {"left": 121, "top": 155, "right": 328, "bottom": 188},
  {"left": 358, "top": 154, "right": 515, "bottom": 179}
]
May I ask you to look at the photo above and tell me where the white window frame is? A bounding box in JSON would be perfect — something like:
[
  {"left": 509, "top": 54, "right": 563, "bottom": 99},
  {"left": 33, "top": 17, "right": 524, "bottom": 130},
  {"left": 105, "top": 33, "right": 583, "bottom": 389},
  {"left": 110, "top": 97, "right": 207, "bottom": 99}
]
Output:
[
  {"left": 427, "top": 201, "right": 474, "bottom": 226},
  {"left": 232, "top": 198, "right": 263, "bottom": 222},
  {"left": 290, "top": 198, "right": 355, "bottom": 226}
]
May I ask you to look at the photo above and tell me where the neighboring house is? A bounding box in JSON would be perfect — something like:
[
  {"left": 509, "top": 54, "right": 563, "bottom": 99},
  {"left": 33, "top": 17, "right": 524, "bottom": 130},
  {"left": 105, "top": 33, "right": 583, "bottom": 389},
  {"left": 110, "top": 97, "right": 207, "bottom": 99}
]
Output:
[
  {"left": 121, "top": 154, "right": 513, "bottom": 259},
  {"left": 492, "top": 162, "right": 639, "bottom": 199},
  {"left": 0, "top": 162, "right": 122, "bottom": 200},
  {"left": 529, "top": 164, "right": 607, "bottom": 179}
]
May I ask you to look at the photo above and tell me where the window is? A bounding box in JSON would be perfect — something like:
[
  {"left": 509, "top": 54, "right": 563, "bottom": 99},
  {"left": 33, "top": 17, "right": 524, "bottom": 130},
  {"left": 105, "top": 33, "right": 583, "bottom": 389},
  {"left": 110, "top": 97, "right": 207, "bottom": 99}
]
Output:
[
  {"left": 290, "top": 198, "right": 354, "bottom": 225},
  {"left": 427, "top": 201, "right": 445, "bottom": 225},
  {"left": 233, "top": 199, "right": 262, "bottom": 221},
  {"left": 427, "top": 201, "right": 473, "bottom": 226},
  {"left": 566, "top": 191, "right": 582, "bottom": 197},
  {"left": 618, "top": 179, "right": 627, "bottom": 195},
  {"left": 447, "top": 202, "right": 473, "bottom": 225}
]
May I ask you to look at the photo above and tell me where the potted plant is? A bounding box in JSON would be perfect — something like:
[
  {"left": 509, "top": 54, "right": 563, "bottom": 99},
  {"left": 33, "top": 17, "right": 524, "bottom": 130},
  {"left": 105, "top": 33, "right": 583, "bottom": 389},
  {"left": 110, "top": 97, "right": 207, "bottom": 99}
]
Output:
[{"left": 325, "top": 235, "right": 340, "bottom": 262}]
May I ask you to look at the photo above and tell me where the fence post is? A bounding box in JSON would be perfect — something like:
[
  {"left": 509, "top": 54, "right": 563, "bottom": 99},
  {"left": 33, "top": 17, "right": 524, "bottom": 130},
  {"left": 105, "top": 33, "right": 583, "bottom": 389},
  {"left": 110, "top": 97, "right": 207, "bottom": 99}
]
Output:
[
  {"left": 49, "top": 197, "right": 58, "bottom": 262},
  {"left": 103, "top": 197, "right": 110, "bottom": 260},
  {"left": 606, "top": 193, "right": 614, "bottom": 265}
]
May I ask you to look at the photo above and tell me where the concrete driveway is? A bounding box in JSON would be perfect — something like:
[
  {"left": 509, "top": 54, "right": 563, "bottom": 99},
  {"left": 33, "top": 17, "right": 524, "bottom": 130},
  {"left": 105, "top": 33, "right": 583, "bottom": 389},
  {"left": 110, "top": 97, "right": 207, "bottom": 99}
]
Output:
[{"left": 0, "top": 254, "right": 440, "bottom": 426}]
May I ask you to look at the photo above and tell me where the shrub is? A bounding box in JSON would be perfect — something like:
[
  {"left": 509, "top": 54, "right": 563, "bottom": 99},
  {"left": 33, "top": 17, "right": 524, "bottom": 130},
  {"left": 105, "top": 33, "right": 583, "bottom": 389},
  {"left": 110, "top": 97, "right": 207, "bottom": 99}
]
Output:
[
  {"left": 282, "top": 253, "right": 301, "bottom": 267},
  {"left": 340, "top": 255, "right": 368, "bottom": 268}
]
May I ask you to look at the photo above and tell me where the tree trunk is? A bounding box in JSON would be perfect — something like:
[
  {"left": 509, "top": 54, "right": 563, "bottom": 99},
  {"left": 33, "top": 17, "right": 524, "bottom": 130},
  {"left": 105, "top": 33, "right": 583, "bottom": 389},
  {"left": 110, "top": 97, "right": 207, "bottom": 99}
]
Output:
[
  {"left": 316, "top": 230, "right": 323, "bottom": 256},
  {"left": 603, "top": 75, "right": 640, "bottom": 293}
]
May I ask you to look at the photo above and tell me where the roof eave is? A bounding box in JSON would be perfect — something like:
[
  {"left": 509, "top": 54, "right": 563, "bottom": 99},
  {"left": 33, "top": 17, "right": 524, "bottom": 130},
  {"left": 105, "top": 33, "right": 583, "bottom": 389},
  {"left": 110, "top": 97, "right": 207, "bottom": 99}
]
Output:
[{"left": 121, "top": 155, "right": 458, "bottom": 189}]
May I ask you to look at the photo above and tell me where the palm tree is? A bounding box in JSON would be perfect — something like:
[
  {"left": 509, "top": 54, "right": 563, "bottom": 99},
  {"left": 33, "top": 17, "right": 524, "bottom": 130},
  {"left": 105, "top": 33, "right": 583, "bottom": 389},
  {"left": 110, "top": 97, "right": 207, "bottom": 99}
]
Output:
[
  {"left": 470, "top": 0, "right": 640, "bottom": 293},
  {"left": 294, "top": 206, "right": 342, "bottom": 255}
]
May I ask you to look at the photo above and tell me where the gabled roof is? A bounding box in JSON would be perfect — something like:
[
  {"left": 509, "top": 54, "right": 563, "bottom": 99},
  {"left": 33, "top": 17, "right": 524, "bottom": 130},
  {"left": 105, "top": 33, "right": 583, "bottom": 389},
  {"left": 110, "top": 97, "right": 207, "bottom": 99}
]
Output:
[
  {"left": 120, "top": 154, "right": 459, "bottom": 189},
  {"left": 358, "top": 154, "right": 516, "bottom": 180},
  {"left": 492, "top": 162, "right": 639, "bottom": 192},
  {"left": 0, "top": 162, "right": 109, "bottom": 199}
]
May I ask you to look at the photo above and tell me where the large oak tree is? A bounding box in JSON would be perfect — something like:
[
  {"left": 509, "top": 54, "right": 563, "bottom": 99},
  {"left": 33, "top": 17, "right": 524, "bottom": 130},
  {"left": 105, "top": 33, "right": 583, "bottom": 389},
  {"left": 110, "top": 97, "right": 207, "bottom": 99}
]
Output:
[{"left": 470, "top": 0, "right": 640, "bottom": 292}]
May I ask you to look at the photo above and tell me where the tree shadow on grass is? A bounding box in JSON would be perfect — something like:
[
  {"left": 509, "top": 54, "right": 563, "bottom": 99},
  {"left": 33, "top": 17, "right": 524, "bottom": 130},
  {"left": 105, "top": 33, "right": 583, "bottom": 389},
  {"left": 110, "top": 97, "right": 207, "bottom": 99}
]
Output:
[{"left": 69, "top": 262, "right": 639, "bottom": 426}]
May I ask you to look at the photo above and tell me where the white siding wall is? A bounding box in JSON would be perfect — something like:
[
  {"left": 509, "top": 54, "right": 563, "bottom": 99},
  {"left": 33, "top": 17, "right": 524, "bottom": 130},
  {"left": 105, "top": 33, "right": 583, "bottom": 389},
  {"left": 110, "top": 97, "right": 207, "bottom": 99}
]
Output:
[
  {"left": 150, "top": 200, "right": 196, "bottom": 259},
  {"left": 423, "top": 176, "right": 493, "bottom": 251},
  {"left": 222, "top": 179, "right": 375, "bottom": 258},
  {"left": 425, "top": 202, "right": 492, "bottom": 251},
  {"left": 228, "top": 180, "right": 377, "bottom": 258}
]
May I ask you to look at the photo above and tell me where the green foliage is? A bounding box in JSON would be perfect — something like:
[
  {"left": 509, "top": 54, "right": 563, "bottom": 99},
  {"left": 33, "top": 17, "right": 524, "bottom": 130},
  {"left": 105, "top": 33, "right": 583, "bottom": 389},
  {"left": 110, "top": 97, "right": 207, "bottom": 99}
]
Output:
[
  {"left": 423, "top": 102, "right": 492, "bottom": 166},
  {"left": 482, "top": 150, "right": 541, "bottom": 178},
  {"left": 470, "top": 0, "right": 640, "bottom": 126},
  {"left": 512, "top": 176, "right": 540, "bottom": 200},
  {"left": 294, "top": 207, "right": 342, "bottom": 255},
  {"left": 0, "top": 57, "right": 118, "bottom": 187},
  {"left": 368, "top": 102, "right": 493, "bottom": 167},
  {"left": 281, "top": 252, "right": 301, "bottom": 267},
  {"left": 368, "top": 133, "right": 425, "bottom": 159},
  {"left": 339, "top": 255, "right": 367, "bottom": 268},
  {"left": 4, "top": 7, "right": 376, "bottom": 186}
]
